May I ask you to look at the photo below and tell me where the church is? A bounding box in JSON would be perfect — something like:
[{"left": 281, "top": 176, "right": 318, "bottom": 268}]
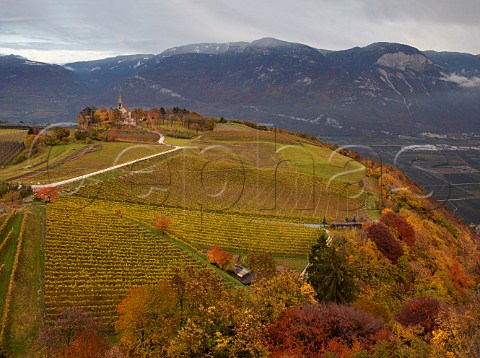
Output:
[{"left": 117, "top": 95, "right": 135, "bottom": 125}]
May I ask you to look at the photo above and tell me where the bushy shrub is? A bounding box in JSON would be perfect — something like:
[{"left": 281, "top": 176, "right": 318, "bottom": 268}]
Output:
[
  {"left": 269, "top": 303, "right": 387, "bottom": 356},
  {"left": 380, "top": 209, "right": 415, "bottom": 246},
  {"left": 366, "top": 222, "right": 404, "bottom": 264},
  {"left": 395, "top": 297, "right": 441, "bottom": 333}
]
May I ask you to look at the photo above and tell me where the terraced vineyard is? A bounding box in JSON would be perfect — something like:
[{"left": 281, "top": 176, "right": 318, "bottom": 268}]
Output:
[
  {"left": 44, "top": 192, "right": 326, "bottom": 325},
  {"left": 45, "top": 199, "right": 202, "bottom": 326},
  {"left": 68, "top": 197, "right": 322, "bottom": 256}
]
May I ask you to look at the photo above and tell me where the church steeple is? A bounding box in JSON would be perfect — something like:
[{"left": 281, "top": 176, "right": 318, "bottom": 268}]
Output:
[{"left": 118, "top": 95, "right": 123, "bottom": 109}]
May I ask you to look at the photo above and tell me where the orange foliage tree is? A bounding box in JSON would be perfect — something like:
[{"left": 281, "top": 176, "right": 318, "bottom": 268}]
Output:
[
  {"left": 449, "top": 263, "right": 474, "bottom": 293},
  {"left": 35, "top": 187, "right": 60, "bottom": 203},
  {"left": 116, "top": 282, "right": 180, "bottom": 356},
  {"left": 153, "top": 215, "right": 171, "bottom": 234},
  {"left": 207, "top": 245, "right": 233, "bottom": 271},
  {"left": 61, "top": 329, "right": 109, "bottom": 358}
]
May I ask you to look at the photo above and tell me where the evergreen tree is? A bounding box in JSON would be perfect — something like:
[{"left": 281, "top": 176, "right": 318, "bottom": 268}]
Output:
[{"left": 306, "top": 232, "right": 357, "bottom": 304}]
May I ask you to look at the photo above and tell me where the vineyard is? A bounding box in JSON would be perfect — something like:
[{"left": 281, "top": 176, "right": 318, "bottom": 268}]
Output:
[
  {"left": 0, "top": 209, "right": 27, "bottom": 348},
  {"left": 66, "top": 197, "right": 323, "bottom": 256},
  {"left": 0, "top": 128, "right": 26, "bottom": 166},
  {"left": 44, "top": 193, "right": 327, "bottom": 325},
  {"left": 74, "top": 148, "right": 372, "bottom": 222},
  {"left": 0, "top": 130, "right": 27, "bottom": 144},
  {"left": 45, "top": 199, "right": 202, "bottom": 326}
]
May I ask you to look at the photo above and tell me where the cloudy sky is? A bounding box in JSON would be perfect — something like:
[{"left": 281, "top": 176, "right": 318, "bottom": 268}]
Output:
[{"left": 1, "top": 0, "right": 479, "bottom": 64}]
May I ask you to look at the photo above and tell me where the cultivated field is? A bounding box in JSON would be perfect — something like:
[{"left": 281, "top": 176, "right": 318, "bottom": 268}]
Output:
[
  {"left": 74, "top": 144, "right": 371, "bottom": 222},
  {"left": 0, "top": 130, "right": 27, "bottom": 144},
  {"left": 45, "top": 198, "right": 203, "bottom": 326},
  {"left": 0, "top": 142, "right": 169, "bottom": 183}
]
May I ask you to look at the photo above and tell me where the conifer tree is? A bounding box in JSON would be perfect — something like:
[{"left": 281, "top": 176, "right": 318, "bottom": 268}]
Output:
[{"left": 306, "top": 232, "right": 357, "bottom": 304}]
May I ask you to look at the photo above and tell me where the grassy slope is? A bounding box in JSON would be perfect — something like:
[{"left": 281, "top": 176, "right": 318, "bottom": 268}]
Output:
[
  {"left": 0, "top": 142, "right": 89, "bottom": 181},
  {"left": 3, "top": 142, "right": 169, "bottom": 184}
]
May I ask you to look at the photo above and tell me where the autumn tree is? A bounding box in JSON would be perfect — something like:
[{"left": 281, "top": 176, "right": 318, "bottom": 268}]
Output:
[
  {"left": 306, "top": 232, "right": 357, "bottom": 304},
  {"left": 168, "top": 267, "right": 268, "bottom": 356},
  {"left": 207, "top": 245, "right": 233, "bottom": 271},
  {"left": 116, "top": 266, "right": 228, "bottom": 356},
  {"left": 35, "top": 187, "right": 60, "bottom": 203},
  {"left": 248, "top": 270, "right": 312, "bottom": 321},
  {"left": 191, "top": 122, "right": 201, "bottom": 134},
  {"left": 380, "top": 208, "right": 415, "bottom": 246},
  {"left": 366, "top": 222, "right": 404, "bottom": 264},
  {"left": 432, "top": 297, "right": 480, "bottom": 357},
  {"left": 395, "top": 297, "right": 442, "bottom": 334},
  {"left": 245, "top": 250, "right": 277, "bottom": 280},
  {"left": 268, "top": 303, "right": 387, "bottom": 357},
  {"left": 76, "top": 113, "right": 88, "bottom": 129},
  {"left": 45, "top": 126, "right": 70, "bottom": 145},
  {"left": 449, "top": 263, "right": 474, "bottom": 293},
  {"left": 108, "top": 108, "right": 121, "bottom": 125},
  {"left": 41, "top": 308, "right": 106, "bottom": 356},
  {"left": 153, "top": 215, "right": 171, "bottom": 234},
  {"left": 131, "top": 108, "right": 146, "bottom": 121},
  {"left": 61, "top": 329, "right": 109, "bottom": 358},
  {"left": 116, "top": 282, "right": 180, "bottom": 356}
]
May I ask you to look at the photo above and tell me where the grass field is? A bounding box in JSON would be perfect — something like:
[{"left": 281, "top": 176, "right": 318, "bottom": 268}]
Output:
[
  {"left": 1, "top": 141, "right": 170, "bottom": 184},
  {"left": 43, "top": 193, "right": 324, "bottom": 326}
]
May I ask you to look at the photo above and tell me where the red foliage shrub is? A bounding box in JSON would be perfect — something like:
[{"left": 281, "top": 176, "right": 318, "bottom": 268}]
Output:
[
  {"left": 207, "top": 245, "right": 233, "bottom": 271},
  {"left": 395, "top": 297, "right": 442, "bottom": 333},
  {"left": 366, "top": 222, "right": 404, "bottom": 264},
  {"left": 269, "top": 303, "right": 387, "bottom": 357},
  {"left": 380, "top": 209, "right": 415, "bottom": 246}
]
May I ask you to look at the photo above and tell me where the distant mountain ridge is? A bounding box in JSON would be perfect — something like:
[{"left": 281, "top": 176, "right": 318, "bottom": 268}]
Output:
[{"left": 1, "top": 38, "right": 479, "bottom": 135}]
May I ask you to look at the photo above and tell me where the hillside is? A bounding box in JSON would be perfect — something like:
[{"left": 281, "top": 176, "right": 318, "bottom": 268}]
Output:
[
  {"left": 0, "top": 118, "right": 478, "bottom": 356},
  {"left": 1, "top": 38, "right": 480, "bottom": 135},
  {"left": 0, "top": 55, "right": 87, "bottom": 123}
]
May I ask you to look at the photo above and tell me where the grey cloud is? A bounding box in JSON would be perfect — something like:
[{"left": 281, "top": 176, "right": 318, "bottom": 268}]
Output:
[
  {"left": 443, "top": 73, "right": 480, "bottom": 88},
  {"left": 0, "top": 0, "right": 479, "bottom": 63},
  {"left": 362, "top": 0, "right": 480, "bottom": 26}
]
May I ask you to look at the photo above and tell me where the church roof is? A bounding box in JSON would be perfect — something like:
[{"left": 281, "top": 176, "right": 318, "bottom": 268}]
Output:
[{"left": 118, "top": 95, "right": 122, "bottom": 106}]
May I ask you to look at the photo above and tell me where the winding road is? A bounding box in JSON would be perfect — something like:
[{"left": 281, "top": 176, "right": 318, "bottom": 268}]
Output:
[{"left": 31, "top": 144, "right": 182, "bottom": 190}]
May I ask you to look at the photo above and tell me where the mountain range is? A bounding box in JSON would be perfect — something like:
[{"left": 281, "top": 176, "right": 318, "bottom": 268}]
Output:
[{"left": 1, "top": 37, "right": 479, "bottom": 135}]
